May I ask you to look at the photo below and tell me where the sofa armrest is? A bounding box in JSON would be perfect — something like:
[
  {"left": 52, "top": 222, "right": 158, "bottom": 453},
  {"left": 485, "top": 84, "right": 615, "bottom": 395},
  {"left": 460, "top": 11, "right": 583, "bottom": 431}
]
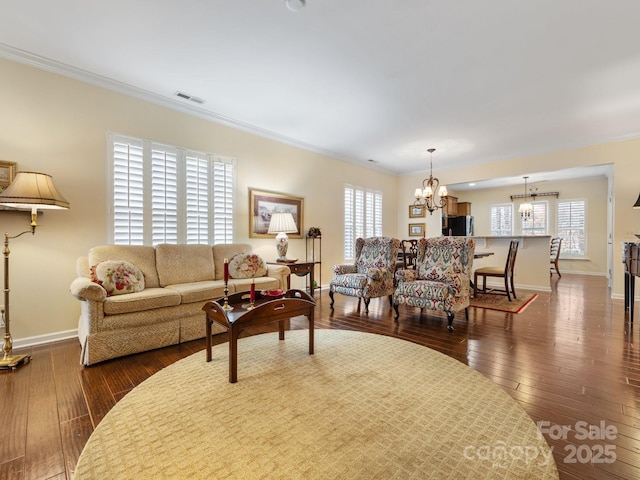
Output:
[
  {"left": 333, "top": 264, "right": 357, "bottom": 275},
  {"left": 69, "top": 277, "right": 107, "bottom": 302},
  {"left": 264, "top": 264, "right": 291, "bottom": 291},
  {"left": 265, "top": 264, "right": 290, "bottom": 277},
  {"left": 445, "top": 273, "right": 470, "bottom": 298},
  {"left": 365, "top": 266, "right": 395, "bottom": 281},
  {"left": 395, "top": 269, "right": 418, "bottom": 283}
]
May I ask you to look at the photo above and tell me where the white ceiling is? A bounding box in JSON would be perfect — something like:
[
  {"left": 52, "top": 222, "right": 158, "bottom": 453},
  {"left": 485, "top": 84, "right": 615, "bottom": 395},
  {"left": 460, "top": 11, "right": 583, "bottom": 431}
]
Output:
[{"left": 1, "top": 1, "right": 640, "bottom": 177}]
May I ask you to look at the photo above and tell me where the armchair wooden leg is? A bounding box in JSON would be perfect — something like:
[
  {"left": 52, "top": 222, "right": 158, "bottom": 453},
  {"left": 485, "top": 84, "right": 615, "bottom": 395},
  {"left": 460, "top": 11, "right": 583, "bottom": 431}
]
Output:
[
  {"left": 446, "top": 311, "right": 455, "bottom": 332},
  {"left": 393, "top": 302, "right": 400, "bottom": 321},
  {"left": 363, "top": 298, "right": 370, "bottom": 314},
  {"left": 473, "top": 272, "right": 478, "bottom": 298},
  {"left": 329, "top": 290, "right": 335, "bottom": 307}
]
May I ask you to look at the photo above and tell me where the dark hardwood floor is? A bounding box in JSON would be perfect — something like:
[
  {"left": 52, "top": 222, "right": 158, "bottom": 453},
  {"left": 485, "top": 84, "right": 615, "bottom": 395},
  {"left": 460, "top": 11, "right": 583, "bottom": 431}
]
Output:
[{"left": 1, "top": 274, "right": 639, "bottom": 479}]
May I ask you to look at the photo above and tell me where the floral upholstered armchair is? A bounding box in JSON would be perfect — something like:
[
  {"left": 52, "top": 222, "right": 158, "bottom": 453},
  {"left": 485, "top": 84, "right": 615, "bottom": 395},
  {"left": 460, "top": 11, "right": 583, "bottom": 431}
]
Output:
[
  {"left": 329, "top": 236, "right": 401, "bottom": 314},
  {"left": 393, "top": 236, "right": 475, "bottom": 331}
]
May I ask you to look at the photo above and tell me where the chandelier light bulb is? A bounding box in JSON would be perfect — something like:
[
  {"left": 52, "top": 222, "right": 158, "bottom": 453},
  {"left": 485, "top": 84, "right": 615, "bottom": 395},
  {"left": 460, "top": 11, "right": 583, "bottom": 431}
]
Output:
[{"left": 413, "top": 148, "right": 447, "bottom": 215}]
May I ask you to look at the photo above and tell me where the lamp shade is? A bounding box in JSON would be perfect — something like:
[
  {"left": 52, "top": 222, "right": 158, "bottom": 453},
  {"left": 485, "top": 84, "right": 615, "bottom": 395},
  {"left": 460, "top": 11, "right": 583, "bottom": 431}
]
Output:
[
  {"left": 634, "top": 193, "right": 640, "bottom": 209},
  {"left": 267, "top": 212, "right": 297, "bottom": 234},
  {"left": 0, "top": 171, "right": 69, "bottom": 210}
]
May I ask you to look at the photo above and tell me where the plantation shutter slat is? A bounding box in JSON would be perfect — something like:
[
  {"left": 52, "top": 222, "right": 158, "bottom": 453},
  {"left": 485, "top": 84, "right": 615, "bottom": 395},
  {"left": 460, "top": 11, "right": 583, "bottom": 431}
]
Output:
[
  {"left": 109, "top": 133, "right": 235, "bottom": 246},
  {"left": 343, "top": 185, "right": 383, "bottom": 261},
  {"left": 344, "top": 186, "right": 355, "bottom": 260},
  {"left": 521, "top": 202, "right": 548, "bottom": 236},
  {"left": 557, "top": 200, "right": 586, "bottom": 256},
  {"left": 490, "top": 204, "right": 513, "bottom": 236}
]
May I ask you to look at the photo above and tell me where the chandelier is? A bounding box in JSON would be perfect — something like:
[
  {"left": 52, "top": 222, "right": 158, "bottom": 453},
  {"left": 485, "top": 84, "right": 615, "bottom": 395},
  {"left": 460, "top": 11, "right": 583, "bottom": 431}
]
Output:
[
  {"left": 414, "top": 148, "right": 448, "bottom": 215},
  {"left": 518, "top": 176, "right": 533, "bottom": 219}
]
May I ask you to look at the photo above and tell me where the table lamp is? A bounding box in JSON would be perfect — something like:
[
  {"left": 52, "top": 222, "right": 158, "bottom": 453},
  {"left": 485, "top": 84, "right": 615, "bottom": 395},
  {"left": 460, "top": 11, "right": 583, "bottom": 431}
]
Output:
[
  {"left": 0, "top": 171, "right": 69, "bottom": 370},
  {"left": 267, "top": 212, "right": 298, "bottom": 262}
]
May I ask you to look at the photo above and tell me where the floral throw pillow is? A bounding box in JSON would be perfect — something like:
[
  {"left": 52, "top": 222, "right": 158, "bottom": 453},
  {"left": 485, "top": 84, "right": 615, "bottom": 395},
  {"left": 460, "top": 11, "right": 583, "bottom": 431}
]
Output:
[
  {"left": 228, "top": 253, "right": 267, "bottom": 279},
  {"left": 91, "top": 260, "right": 145, "bottom": 296}
]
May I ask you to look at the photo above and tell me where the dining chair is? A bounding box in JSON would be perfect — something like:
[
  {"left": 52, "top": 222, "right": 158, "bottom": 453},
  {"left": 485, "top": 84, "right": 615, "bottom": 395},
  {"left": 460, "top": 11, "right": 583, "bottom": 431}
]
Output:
[
  {"left": 550, "top": 237, "right": 562, "bottom": 277},
  {"left": 473, "top": 240, "right": 519, "bottom": 301},
  {"left": 399, "top": 239, "right": 419, "bottom": 269}
]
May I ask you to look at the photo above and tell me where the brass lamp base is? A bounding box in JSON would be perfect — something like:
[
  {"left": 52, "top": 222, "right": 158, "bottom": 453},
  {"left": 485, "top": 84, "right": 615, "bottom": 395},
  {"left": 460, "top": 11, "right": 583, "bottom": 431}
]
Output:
[{"left": 0, "top": 353, "right": 31, "bottom": 370}]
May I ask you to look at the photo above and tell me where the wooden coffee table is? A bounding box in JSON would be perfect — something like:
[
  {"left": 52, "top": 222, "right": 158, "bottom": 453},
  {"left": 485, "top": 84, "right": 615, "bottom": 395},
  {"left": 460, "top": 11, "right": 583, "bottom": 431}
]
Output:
[{"left": 203, "top": 289, "right": 316, "bottom": 383}]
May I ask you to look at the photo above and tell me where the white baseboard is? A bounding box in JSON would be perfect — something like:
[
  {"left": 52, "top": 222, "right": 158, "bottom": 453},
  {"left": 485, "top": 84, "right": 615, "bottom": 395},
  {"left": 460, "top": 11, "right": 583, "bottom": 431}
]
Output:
[{"left": 13, "top": 329, "right": 78, "bottom": 349}]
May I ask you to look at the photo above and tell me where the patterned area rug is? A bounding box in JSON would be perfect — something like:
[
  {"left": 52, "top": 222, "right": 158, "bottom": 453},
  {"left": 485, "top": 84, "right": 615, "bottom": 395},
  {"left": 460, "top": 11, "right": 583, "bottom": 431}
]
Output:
[
  {"left": 73, "top": 329, "right": 557, "bottom": 479},
  {"left": 470, "top": 293, "right": 538, "bottom": 313}
]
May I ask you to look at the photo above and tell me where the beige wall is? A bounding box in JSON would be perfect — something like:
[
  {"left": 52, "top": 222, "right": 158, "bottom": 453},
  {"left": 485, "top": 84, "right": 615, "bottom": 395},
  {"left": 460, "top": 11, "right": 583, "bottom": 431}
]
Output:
[
  {"left": 398, "top": 142, "right": 640, "bottom": 298},
  {"left": 447, "top": 176, "right": 609, "bottom": 275},
  {"left": 0, "top": 58, "right": 398, "bottom": 343},
  {"left": 3, "top": 55, "right": 639, "bottom": 345}
]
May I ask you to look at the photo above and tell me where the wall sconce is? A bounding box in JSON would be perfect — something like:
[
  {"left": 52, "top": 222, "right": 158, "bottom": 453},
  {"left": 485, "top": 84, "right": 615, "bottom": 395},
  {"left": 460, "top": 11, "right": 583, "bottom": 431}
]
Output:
[{"left": 0, "top": 171, "right": 69, "bottom": 370}]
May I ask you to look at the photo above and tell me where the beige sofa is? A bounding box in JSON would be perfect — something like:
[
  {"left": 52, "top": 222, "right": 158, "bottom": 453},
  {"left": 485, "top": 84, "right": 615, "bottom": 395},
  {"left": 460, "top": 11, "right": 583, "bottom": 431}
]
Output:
[{"left": 69, "top": 243, "right": 289, "bottom": 366}]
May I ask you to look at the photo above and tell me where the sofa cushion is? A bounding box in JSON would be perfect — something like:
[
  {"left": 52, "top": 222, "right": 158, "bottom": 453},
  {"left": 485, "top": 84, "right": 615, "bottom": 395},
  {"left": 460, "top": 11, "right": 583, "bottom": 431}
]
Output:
[
  {"left": 164, "top": 281, "right": 226, "bottom": 304},
  {"left": 228, "top": 253, "right": 267, "bottom": 279},
  {"left": 212, "top": 243, "right": 253, "bottom": 280},
  {"left": 229, "top": 276, "right": 281, "bottom": 293},
  {"left": 89, "top": 245, "right": 160, "bottom": 288},
  {"left": 156, "top": 244, "right": 215, "bottom": 287},
  {"left": 103, "top": 287, "right": 181, "bottom": 315},
  {"left": 91, "top": 261, "right": 145, "bottom": 296}
]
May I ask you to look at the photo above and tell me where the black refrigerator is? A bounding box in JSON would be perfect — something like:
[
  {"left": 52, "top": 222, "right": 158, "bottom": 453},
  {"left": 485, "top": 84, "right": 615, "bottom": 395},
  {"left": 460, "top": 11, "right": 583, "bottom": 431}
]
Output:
[{"left": 444, "top": 215, "right": 474, "bottom": 236}]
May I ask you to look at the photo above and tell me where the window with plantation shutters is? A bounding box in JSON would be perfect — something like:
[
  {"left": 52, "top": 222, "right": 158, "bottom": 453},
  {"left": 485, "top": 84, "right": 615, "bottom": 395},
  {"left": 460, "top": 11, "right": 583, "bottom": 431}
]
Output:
[
  {"left": 490, "top": 204, "right": 513, "bottom": 236},
  {"left": 521, "top": 201, "right": 548, "bottom": 236},
  {"left": 557, "top": 199, "right": 586, "bottom": 256},
  {"left": 344, "top": 185, "right": 382, "bottom": 260},
  {"left": 108, "top": 133, "right": 235, "bottom": 245}
]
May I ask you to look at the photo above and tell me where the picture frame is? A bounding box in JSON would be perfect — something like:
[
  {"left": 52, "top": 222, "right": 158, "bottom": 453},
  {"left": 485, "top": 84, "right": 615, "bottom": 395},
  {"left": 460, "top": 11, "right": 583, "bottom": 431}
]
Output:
[
  {"left": 249, "top": 188, "right": 304, "bottom": 238},
  {"left": 408, "top": 223, "right": 425, "bottom": 237},
  {"left": 0, "top": 160, "right": 16, "bottom": 193},
  {"left": 409, "top": 204, "right": 426, "bottom": 218}
]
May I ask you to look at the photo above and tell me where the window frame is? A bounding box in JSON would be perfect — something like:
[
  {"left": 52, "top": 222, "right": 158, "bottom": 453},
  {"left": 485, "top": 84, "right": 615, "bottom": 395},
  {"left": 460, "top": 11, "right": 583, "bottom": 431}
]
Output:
[
  {"left": 107, "top": 132, "right": 236, "bottom": 246},
  {"left": 490, "top": 203, "right": 514, "bottom": 236},
  {"left": 521, "top": 200, "right": 548, "bottom": 236},
  {"left": 343, "top": 184, "right": 383, "bottom": 261},
  {"left": 556, "top": 198, "right": 586, "bottom": 257}
]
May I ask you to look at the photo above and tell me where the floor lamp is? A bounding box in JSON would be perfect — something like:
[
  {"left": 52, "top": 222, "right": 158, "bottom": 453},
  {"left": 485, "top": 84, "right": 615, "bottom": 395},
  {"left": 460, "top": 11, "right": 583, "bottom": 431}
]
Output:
[{"left": 0, "top": 171, "right": 69, "bottom": 370}]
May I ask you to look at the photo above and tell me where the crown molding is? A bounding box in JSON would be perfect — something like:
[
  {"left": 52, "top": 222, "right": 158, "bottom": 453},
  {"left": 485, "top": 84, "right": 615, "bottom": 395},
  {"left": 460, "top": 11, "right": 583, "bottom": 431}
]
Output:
[{"left": 0, "top": 43, "right": 397, "bottom": 176}]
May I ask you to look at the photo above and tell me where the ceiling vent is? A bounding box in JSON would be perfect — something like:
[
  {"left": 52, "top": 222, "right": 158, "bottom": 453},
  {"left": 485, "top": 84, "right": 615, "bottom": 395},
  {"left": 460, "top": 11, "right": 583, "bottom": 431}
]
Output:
[{"left": 175, "top": 91, "right": 205, "bottom": 104}]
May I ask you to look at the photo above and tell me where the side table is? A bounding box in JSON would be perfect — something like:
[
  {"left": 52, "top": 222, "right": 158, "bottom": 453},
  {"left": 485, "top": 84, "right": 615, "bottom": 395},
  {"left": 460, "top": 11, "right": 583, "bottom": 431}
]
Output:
[{"left": 268, "top": 261, "right": 318, "bottom": 296}]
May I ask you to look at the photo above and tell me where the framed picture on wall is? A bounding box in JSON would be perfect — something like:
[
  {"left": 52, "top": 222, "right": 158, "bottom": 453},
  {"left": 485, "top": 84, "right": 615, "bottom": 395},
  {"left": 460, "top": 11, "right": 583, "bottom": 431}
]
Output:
[
  {"left": 249, "top": 188, "right": 304, "bottom": 238},
  {"left": 0, "top": 161, "right": 17, "bottom": 193},
  {"left": 408, "top": 223, "right": 425, "bottom": 237},
  {"left": 409, "top": 205, "right": 426, "bottom": 218}
]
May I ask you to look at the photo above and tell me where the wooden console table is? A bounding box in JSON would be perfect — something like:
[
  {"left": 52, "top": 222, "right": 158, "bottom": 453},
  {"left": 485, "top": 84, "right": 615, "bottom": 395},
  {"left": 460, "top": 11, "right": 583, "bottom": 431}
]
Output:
[
  {"left": 269, "top": 261, "right": 319, "bottom": 297},
  {"left": 203, "top": 289, "right": 316, "bottom": 383}
]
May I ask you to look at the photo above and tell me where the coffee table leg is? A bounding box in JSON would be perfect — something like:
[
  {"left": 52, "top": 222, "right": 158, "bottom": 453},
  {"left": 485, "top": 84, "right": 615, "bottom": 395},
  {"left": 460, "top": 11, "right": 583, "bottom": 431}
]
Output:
[
  {"left": 229, "top": 327, "right": 239, "bottom": 383},
  {"left": 205, "top": 318, "right": 212, "bottom": 362},
  {"left": 309, "top": 310, "right": 314, "bottom": 355},
  {"left": 279, "top": 320, "right": 285, "bottom": 340}
]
